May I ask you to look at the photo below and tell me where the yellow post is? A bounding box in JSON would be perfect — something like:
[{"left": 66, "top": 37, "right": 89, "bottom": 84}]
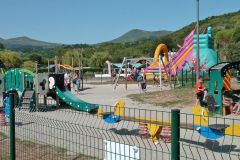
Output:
[
  {"left": 114, "top": 100, "right": 125, "bottom": 117},
  {"left": 97, "top": 107, "right": 103, "bottom": 118}
]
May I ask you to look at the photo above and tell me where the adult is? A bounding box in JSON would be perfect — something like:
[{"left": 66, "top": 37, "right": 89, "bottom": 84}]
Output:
[
  {"left": 72, "top": 72, "right": 78, "bottom": 91},
  {"left": 111, "top": 70, "right": 117, "bottom": 84},
  {"left": 64, "top": 72, "right": 71, "bottom": 91}
]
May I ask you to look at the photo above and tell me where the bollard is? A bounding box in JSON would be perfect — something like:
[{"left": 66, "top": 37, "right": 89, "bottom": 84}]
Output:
[{"left": 171, "top": 109, "right": 180, "bottom": 160}]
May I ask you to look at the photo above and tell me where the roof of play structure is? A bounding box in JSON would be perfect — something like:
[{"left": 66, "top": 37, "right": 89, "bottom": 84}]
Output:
[
  {"left": 209, "top": 61, "right": 240, "bottom": 77},
  {"left": 112, "top": 63, "right": 149, "bottom": 69}
]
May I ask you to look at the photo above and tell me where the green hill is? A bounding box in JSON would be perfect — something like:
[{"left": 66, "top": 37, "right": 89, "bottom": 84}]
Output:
[
  {"left": 168, "top": 10, "right": 240, "bottom": 45},
  {"left": 109, "top": 29, "right": 172, "bottom": 43},
  {"left": 166, "top": 10, "right": 240, "bottom": 61},
  {"left": 0, "top": 36, "right": 59, "bottom": 49}
]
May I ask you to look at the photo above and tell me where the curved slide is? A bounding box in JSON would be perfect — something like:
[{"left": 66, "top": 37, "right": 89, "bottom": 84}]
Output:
[{"left": 55, "top": 86, "right": 98, "bottom": 112}]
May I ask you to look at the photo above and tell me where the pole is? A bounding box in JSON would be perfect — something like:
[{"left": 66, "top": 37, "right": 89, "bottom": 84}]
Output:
[
  {"left": 48, "top": 59, "right": 50, "bottom": 73},
  {"left": 9, "top": 93, "right": 16, "bottom": 160},
  {"left": 54, "top": 56, "right": 58, "bottom": 73},
  {"left": 169, "top": 51, "right": 172, "bottom": 88},
  {"left": 125, "top": 59, "right": 127, "bottom": 90},
  {"left": 196, "top": 0, "right": 200, "bottom": 81},
  {"left": 78, "top": 50, "right": 81, "bottom": 75},
  {"left": 181, "top": 69, "right": 184, "bottom": 87},
  {"left": 71, "top": 56, "right": 74, "bottom": 72},
  {"left": 35, "top": 63, "right": 38, "bottom": 111},
  {"left": 159, "top": 56, "right": 162, "bottom": 90},
  {"left": 81, "top": 61, "right": 83, "bottom": 90},
  {"left": 171, "top": 109, "right": 180, "bottom": 160},
  {"left": 192, "top": 67, "right": 194, "bottom": 87},
  {"left": 185, "top": 70, "right": 187, "bottom": 84},
  {"left": 35, "top": 62, "right": 38, "bottom": 74}
]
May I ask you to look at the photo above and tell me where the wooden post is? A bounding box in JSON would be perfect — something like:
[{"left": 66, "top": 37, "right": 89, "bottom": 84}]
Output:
[
  {"left": 54, "top": 56, "right": 58, "bottom": 73},
  {"left": 48, "top": 59, "right": 50, "bottom": 73}
]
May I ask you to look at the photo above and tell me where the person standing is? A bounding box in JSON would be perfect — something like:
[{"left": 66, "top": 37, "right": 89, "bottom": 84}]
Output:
[{"left": 64, "top": 72, "right": 71, "bottom": 91}]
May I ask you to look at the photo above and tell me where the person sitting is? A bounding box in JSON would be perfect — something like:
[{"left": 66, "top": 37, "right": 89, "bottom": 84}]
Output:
[
  {"left": 222, "top": 88, "right": 240, "bottom": 115},
  {"left": 232, "top": 93, "right": 240, "bottom": 115},
  {"left": 195, "top": 76, "right": 207, "bottom": 106}
]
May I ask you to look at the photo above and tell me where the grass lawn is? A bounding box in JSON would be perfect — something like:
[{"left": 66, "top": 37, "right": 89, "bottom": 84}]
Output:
[
  {"left": 128, "top": 85, "right": 196, "bottom": 108},
  {"left": 0, "top": 132, "right": 96, "bottom": 160}
]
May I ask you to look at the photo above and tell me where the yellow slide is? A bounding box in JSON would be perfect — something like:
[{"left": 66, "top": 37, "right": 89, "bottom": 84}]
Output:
[{"left": 153, "top": 43, "right": 169, "bottom": 65}]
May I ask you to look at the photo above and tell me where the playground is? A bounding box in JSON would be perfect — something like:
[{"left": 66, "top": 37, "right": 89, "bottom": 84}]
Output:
[{"left": 1, "top": 26, "right": 240, "bottom": 160}]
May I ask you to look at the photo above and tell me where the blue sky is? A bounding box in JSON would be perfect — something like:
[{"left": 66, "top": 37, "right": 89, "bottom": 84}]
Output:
[{"left": 0, "top": 0, "right": 239, "bottom": 44}]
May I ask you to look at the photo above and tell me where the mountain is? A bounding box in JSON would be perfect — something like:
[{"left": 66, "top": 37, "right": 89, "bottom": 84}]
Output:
[
  {"left": 0, "top": 36, "right": 59, "bottom": 49},
  {"left": 109, "top": 29, "right": 172, "bottom": 43}
]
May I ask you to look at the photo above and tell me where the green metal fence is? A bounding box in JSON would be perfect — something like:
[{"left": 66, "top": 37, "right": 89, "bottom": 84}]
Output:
[{"left": 1, "top": 96, "right": 240, "bottom": 160}]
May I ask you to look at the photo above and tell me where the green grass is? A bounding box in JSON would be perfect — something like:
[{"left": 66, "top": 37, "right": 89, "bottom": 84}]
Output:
[
  {"left": 0, "top": 132, "right": 8, "bottom": 140},
  {"left": 128, "top": 86, "right": 196, "bottom": 108},
  {"left": 0, "top": 155, "right": 9, "bottom": 160},
  {"left": 55, "top": 147, "right": 68, "bottom": 156}
]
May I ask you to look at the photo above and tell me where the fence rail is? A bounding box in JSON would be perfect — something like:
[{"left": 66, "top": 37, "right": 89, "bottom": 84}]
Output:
[{"left": 1, "top": 95, "right": 240, "bottom": 160}]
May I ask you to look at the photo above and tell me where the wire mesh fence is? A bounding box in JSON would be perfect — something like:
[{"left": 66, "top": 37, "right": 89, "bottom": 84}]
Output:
[
  {"left": 1, "top": 97, "right": 240, "bottom": 160},
  {"left": 1, "top": 98, "right": 172, "bottom": 160},
  {"left": 180, "top": 112, "right": 240, "bottom": 160}
]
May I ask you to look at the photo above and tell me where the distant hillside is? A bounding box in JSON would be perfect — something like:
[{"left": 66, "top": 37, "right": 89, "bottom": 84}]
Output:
[
  {"left": 168, "top": 10, "right": 240, "bottom": 45},
  {"left": 109, "top": 29, "right": 172, "bottom": 43},
  {"left": 0, "top": 36, "right": 59, "bottom": 49}
]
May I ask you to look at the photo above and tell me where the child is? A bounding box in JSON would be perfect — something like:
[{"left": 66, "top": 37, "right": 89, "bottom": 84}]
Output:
[{"left": 196, "top": 76, "right": 207, "bottom": 102}]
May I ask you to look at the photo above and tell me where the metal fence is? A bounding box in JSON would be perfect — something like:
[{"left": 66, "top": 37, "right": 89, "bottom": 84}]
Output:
[{"left": 1, "top": 95, "right": 240, "bottom": 160}]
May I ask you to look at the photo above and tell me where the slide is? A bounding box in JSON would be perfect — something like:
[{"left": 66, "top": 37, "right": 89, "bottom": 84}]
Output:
[
  {"left": 171, "top": 26, "right": 218, "bottom": 75},
  {"left": 145, "top": 26, "right": 218, "bottom": 80},
  {"left": 55, "top": 86, "right": 98, "bottom": 112},
  {"left": 170, "top": 28, "right": 195, "bottom": 75}
]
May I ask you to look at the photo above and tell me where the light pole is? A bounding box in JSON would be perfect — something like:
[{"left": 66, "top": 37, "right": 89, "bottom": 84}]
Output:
[{"left": 196, "top": 0, "right": 200, "bottom": 81}]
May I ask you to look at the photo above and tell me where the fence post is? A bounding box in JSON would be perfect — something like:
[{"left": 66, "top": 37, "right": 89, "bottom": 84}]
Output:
[
  {"left": 181, "top": 69, "right": 184, "bottom": 86},
  {"left": 185, "top": 70, "right": 187, "bottom": 84},
  {"left": 192, "top": 67, "right": 194, "bottom": 87},
  {"left": 9, "top": 93, "right": 16, "bottom": 160},
  {"left": 171, "top": 109, "right": 180, "bottom": 160}
]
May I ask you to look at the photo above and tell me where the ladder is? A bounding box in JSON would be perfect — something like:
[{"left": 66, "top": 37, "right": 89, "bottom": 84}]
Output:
[{"left": 20, "top": 90, "right": 35, "bottom": 111}]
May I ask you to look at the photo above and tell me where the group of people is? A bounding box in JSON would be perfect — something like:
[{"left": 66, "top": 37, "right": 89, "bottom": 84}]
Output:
[
  {"left": 196, "top": 76, "right": 240, "bottom": 115},
  {"left": 64, "top": 72, "right": 81, "bottom": 94}
]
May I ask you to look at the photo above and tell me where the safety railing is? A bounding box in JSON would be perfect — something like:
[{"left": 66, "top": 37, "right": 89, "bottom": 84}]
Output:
[{"left": 1, "top": 95, "right": 240, "bottom": 160}]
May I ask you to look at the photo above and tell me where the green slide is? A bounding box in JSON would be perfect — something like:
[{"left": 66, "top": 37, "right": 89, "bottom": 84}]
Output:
[{"left": 55, "top": 86, "right": 99, "bottom": 112}]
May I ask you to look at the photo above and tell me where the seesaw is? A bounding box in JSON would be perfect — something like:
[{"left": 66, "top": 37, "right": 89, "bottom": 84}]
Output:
[
  {"left": 192, "top": 106, "right": 240, "bottom": 140},
  {"left": 97, "top": 101, "right": 240, "bottom": 141}
]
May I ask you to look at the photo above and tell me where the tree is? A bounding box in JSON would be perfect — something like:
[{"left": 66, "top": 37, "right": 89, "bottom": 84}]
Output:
[
  {"left": 28, "top": 53, "right": 43, "bottom": 64},
  {"left": 0, "top": 42, "right": 4, "bottom": 50},
  {"left": 215, "top": 29, "right": 233, "bottom": 49},
  {"left": 0, "top": 50, "right": 22, "bottom": 68},
  {"left": 232, "top": 27, "right": 240, "bottom": 42},
  {"left": 225, "top": 42, "right": 240, "bottom": 61},
  {"left": 22, "top": 60, "right": 36, "bottom": 71},
  {"left": 89, "top": 52, "right": 111, "bottom": 68}
]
